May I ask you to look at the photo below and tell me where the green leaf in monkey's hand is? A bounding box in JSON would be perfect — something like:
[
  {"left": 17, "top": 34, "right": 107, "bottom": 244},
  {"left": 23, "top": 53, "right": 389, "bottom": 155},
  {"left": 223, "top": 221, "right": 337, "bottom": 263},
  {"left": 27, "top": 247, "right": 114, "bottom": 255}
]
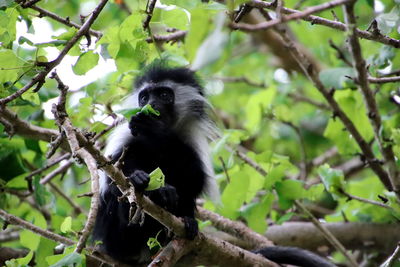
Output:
[
  {"left": 146, "top": 167, "right": 165, "bottom": 191},
  {"left": 121, "top": 104, "right": 160, "bottom": 120}
]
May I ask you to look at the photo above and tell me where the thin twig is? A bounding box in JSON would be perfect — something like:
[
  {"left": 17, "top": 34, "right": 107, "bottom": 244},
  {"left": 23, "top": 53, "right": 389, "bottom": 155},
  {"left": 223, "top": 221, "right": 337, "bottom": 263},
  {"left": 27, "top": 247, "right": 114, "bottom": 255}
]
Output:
[
  {"left": 0, "top": 209, "right": 74, "bottom": 245},
  {"left": 294, "top": 200, "right": 358, "bottom": 267},
  {"left": 48, "top": 182, "right": 87, "bottom": 215},
  {"left": 287, "top": 92, "right": 331, "bottom": 110},
  {"left": 46, "top": 132, "right": 66, "bottom": 158},
  {"left": 146, "top": 30, "right": 187, "bottom": 43},
  {"left": 381, "top": 242, "right": 400, "bottom": 267},
  {"left": 28, "top": 6, "right": 102, "bottom": 38},
  {"left": 143, "top": 0, "right": 157, "bottom": 30},
  {"left": 19, "top": 0, "right": 42, "bottom": 8},
  {"left": 218, "top": 157, "right": 231, "bottom": 183},
  {"left": 328, "top": 39, "right": 352, "bottom": 66},
  {"left": 368, "top": 76, "right": 400, "bottom": 84},
  {"left": 39, "top": 160, "right": 73, "bottom": 184},
  {"left": 247, "top": 0, "right": 400, "bottom": 48},
  {"left": 216, "top": 76, "right": 267, "bottom": 88},
  {"left": 232, "top": 0, "right": 351, "bottom": 31},
  {"left": 339, "top": 189, "right": 391, "bottom": 210}
]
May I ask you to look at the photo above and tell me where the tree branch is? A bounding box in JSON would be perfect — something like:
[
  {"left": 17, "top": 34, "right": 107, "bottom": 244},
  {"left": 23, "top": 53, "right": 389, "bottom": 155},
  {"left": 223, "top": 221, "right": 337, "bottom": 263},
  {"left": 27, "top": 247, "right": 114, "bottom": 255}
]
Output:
[
  {"left": 29, "top": 5, "right": 102, "bottom": 38},
  {"left": 344, "top": 1, "right": 400, "bottom": 199},
  {"left": 148, "top": 238, "right": 193, "bottom": 267},
  {"left": 0, "top": 209, "right": 74, "bottom": 245},
  {"left": 197, "top": 207, "right": 273, "bottom": 248},
  {"left": 50, "top": 71, "right": 99, "bottom": 254},
  {"left": 247, "top": 0, "right": 400, "bottom": 48},
  {"left": 233, "top": 0, "right": 351, "bottom": 32}
]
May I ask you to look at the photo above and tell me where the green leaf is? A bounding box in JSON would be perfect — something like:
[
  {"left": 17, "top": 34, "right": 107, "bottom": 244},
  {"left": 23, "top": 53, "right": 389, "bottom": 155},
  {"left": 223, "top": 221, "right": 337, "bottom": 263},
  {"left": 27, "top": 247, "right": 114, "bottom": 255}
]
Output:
[
  {"left": 324, "top": 90, "right": 373, "bottom": 154},
  {"left": 0, "top": 8, "right": 18, "bottom": 47},
  {"left": 376, "top": 6, "right": 400, "bottom": 35},
  {"left": 276, "top": 212, "right": 295, "bottom": 224},
  {"left": 241, "top": 194, "right": 274, "bottom": 233},
  {"left": 319, "top": 67, "right": 356, "bottom": 89},
  {"left": 6, "top": 173, "right": 28, "bottom": 189},
  {"left": 305, "top": 184, "right": 325, "bottom": 201},
  {"left": 33, "top": 176, "right": 47, "bottom": 206},
  {"left": 21, "top": 230, "right": 40, "bottom": 250},
  {"left": 60, "top": 216, "right": 72, "bottom": 233},
  {"left": 48, "top": 252, "right": 83, "bottom": 267},
  {"left": 120, "top": 104, "right": 160, "bottom": 120},
  {"left": 16, "top": 251, "right": 34, "bottom": 266},
  {"left": 0, "top": 49, "right": 25, "bottom": 83},
  {"left": 147, "top": 230, "right": 162, "bottom": 250},
  {"left": 72, "top": 51, "right": 99, "bottom": 75},
  {"left": 52, "top": 28, "right": 77, "bottom": 41},
  {"left": 364, "top": 0, "right": 374, "bottom": 8},
  {"left": 317, "top": 164, "right": 345, "bottom": 200},
  {"left": 275, "top": 179, "right": 306, "bottom": 200},
  {"left": 161, "top": 8, "right": 189, "bottom": 30},
  {"left": 146, "top": 167, "right": 165, "bottom": 191},
  {"left": 245, "top": 88, "right": 276, "bottom": 133},
  {"left": 219, "top": 167, "right": 250, "bottom": 219}
]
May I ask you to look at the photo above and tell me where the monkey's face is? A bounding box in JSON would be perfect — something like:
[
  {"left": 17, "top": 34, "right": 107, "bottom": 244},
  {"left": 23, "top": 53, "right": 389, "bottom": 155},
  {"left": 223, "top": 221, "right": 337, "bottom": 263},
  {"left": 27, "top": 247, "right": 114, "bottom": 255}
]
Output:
[{"left": 138, "top": 86, "right": 175, "bottom": 126}]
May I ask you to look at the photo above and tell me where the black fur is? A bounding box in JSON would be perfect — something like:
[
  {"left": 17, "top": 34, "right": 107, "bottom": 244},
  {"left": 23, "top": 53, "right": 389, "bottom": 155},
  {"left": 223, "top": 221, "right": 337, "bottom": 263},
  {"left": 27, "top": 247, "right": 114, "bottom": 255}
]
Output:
[
  {"left": 93, "top": 75, "right": 206, "bottom": 264},
  {"left": 254, "top": 246, "right": 336, "bottom": 267},
  {"left": 134, "top": 64, "right": 204, "bottom": 95}
]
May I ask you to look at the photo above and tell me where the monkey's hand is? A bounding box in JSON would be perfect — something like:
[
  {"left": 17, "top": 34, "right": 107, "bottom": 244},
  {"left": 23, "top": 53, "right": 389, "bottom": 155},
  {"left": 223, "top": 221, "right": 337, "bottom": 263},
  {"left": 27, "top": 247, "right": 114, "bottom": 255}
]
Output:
[
  {"left": 129, "top": 112, "right": 165, "bottom": 137},
  {"left": 183, "top": 216, "right": 198, "bottom": 240},
  {"left": 129, "top": 170, "right": 150, "bottom": 192}
]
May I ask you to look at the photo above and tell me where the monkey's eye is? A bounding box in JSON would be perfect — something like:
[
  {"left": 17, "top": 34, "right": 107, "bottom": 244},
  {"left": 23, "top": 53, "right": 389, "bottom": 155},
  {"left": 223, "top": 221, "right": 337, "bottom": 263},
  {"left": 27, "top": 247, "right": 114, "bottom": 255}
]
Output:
[{"left": 139, "top": 92, "right": 149, "bottom": 105}]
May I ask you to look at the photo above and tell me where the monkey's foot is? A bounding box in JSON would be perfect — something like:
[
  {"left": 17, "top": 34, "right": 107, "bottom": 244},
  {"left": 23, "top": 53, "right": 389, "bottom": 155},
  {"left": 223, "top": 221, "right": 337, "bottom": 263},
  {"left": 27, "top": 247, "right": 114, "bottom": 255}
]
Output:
[{"left": 183, "top": 216, "right": 198, "bottom": 240}]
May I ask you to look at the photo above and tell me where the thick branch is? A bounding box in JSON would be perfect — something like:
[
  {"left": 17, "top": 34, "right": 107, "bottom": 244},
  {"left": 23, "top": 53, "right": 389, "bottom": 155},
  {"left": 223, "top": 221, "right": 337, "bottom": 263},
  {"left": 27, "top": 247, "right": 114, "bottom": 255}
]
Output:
[
  {"left": 0, "top": 106, "right": 58, "bottom": 142},
  {"left": 148, "top": 238, "right": 193, "bottom": 267},
  {"left": 266, "top": 222, "right": 400, "bottom": 252}
]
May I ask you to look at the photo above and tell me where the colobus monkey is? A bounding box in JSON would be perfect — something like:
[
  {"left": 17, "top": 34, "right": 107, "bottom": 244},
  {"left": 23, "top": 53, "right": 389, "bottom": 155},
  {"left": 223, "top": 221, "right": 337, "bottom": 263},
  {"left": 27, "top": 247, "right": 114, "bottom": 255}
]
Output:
[
  {"left": 93, "top": 65, "right": 218, "bottom": 264},
  {"left": 93, "top": 64, "right": 335, "bottom": 267}
]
